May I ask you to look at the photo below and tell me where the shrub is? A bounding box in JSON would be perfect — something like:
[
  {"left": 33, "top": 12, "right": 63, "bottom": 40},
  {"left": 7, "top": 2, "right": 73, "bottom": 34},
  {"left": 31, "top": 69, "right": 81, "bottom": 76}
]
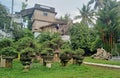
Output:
[{"left": 0, "top": 47, "right": 17, "bottom": 58}]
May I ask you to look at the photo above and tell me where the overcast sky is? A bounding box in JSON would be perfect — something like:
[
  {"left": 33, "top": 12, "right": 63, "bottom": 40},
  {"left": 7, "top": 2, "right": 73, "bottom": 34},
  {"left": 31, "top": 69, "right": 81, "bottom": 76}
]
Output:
[{"left": 0, "top": 0, "right": 89, "bottom": 19}]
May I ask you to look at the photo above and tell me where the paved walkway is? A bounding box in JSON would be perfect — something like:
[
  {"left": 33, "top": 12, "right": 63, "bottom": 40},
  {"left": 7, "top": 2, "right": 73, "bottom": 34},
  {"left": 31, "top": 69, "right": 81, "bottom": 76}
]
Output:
[{"left": 83, "top": 62, "right": 120, "bottom": 69}]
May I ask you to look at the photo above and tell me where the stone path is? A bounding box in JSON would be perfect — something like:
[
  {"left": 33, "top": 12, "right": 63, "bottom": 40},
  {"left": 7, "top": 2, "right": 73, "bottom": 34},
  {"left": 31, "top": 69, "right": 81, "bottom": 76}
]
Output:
[{"left": 83, "top": 62, "right": 120, "bottom": 69}]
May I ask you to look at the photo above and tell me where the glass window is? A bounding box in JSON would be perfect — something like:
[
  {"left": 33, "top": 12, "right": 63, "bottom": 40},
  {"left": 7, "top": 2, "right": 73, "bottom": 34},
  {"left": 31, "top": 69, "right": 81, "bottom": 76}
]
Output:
[{"left": 43, "top": 12, "right": 48, "bottom": 16}]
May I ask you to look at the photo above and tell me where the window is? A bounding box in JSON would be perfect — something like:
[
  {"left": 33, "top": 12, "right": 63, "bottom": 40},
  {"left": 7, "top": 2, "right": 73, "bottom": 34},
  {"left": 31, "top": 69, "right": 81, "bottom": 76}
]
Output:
[{"left": 43, "top": 12, "right": 48, "bottom": 16}]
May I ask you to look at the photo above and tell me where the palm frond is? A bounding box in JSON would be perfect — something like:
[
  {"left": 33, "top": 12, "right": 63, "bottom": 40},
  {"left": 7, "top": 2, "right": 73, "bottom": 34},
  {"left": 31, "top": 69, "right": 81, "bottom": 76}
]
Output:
[
  {"left": 74, "top": 15, "right": 82, "bottom": 20},
  {"left": 88, "top": 0, "right": 95, "bottom": 6}
]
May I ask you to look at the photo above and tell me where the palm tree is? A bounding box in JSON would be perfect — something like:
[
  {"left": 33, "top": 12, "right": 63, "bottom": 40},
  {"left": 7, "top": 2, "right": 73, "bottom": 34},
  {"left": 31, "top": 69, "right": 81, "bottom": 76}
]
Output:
[
  {"left": 74, "top": 4, "right": 95, "bottom": 26},
  {"left": 88, "top": 0, "right": 104, "bottom": 9},
  {"left": 95, "top": 0, "right": 120, "bottom": 52}
]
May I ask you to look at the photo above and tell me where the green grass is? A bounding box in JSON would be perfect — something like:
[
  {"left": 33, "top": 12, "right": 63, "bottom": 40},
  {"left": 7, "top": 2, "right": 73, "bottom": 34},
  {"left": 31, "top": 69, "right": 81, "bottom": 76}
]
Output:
[
  {"left": 84, "top": 57, "right": 120, "bottom": 66},
  {"left": 0, "top": 60, "right": 120, "bottom": 78}
]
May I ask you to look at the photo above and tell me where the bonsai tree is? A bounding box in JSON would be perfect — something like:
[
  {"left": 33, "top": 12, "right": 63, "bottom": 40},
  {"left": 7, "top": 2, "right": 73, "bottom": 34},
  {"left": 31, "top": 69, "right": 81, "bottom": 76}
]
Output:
[
  {"left": 0, "top": 47, "right": 17, "bottom": 68},
  {"left": 60, "top": 49, "right": 72, "bottom": 66},
  {"left": 51, "top": 36, "right": 63, "bottom": 51},
  {"left": 40, "top": 47, "right": 54, "bottom": 68},
  {"left": 20, "top": 48, "right": 35, "bottom": 72},
  {"left": 15, "top": 37, "right": 36, "bottom": 60},
  {"left": 0, "top": 38, "right": 16, "bottom": 68},
  {"left": 15, "top": 37, "right": 37, "bottom": 71},
  {"left": 36, "top": 32, "right": 64, "bottom": 66},
  {"left": 72, "top": 48, "right": 85, "bottom": 65},
  {"left": 0, "top": 38, "right": 13, "bottom": 50}
]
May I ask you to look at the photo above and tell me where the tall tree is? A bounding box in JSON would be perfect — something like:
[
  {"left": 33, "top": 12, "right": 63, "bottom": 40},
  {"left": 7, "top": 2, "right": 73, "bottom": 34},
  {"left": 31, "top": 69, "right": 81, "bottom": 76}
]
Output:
[
  {"left": 74, "top": 4, "right": 95, "bottom": 26},
  {"left": 0, "top": 3, "right": 10, "bottom": 31},
  {"left": 95, "top": 0, "right": 120, "bottom": 52},
  {"left": 69, "top": 23, "right": 97, "bottom": 55},
  {"left": 70, "top": 23, "right": 89, "bottom": 49},
  {"left": 22, "top": 0, "right": 28, "bottom": 10},
  {"left": 22, "top": 2, "right": 28, "bottom": 10},
  {"left": 88, "top": 0, "right": 104, "bottom": 9},
  {"left": 60, "top": 14, "right": 72, "bottom": 24}
]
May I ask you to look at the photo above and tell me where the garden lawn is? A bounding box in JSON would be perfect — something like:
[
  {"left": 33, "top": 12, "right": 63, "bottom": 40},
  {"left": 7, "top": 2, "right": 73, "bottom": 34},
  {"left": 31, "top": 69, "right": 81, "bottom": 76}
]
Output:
[
  {"left": 0, "top": 60, "right": 120, "bottom": 78},
  {"left": 84, "top": 57, "right": 120, "bottom": 66}
]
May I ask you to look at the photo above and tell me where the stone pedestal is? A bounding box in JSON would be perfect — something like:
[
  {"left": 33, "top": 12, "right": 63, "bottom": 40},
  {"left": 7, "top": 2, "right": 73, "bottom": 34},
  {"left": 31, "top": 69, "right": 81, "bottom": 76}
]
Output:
[
  {"left": 46, "top": 62, "right": 52, "bottom": 68},
  {"left": 0, "top": 56, "right": 6, "bottom": 67},
  {"left": 42, "top": 56, "right": 53, "bottom": 68},
  {"left": 23, "top": 65, "right": 30, "bottom": 72},
  {"left": 53, "top": 53, "right": 60, "bottom": 62}
]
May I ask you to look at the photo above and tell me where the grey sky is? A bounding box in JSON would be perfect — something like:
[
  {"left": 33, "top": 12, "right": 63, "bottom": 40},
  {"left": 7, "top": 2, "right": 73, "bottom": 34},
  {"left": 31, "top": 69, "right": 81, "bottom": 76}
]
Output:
[{"left": 0, "top": 0, "right": 89, "bottom": 19}]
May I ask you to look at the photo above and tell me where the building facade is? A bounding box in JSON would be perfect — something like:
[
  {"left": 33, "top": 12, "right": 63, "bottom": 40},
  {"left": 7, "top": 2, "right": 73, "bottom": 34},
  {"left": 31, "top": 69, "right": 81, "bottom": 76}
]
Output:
[{"left": 20, "top": 4, "right": 68, "bottom": 34}]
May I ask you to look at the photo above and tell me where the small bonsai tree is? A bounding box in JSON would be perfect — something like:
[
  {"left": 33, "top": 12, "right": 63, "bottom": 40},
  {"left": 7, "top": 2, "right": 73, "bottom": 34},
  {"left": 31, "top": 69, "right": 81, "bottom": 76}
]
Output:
[
  {"left": 0, "top": 47, "right": 17, "bottom": 68},
  {"left": 72, "top": 48, "right": 85, "bottom": 65},
  {"left": 15, "top": 37, "right": 36, "bottom": 60},
  {"left": 60, "top": 49, "right": 72, "bottom": 66},
  {"left": 20, "top": 48, "right": 35, "bottom": 72},
  {"left": 40, "top": 47, "right": 54, "bottom": 68},
  {"left": 0, "top": 38, "right": 13, "bottom": 50},
  {"left": 15, "top": 37, "right": 37, "bottom": 71},
  {"left": 0, "top": 38, "right": 16, "bottom": 68}
]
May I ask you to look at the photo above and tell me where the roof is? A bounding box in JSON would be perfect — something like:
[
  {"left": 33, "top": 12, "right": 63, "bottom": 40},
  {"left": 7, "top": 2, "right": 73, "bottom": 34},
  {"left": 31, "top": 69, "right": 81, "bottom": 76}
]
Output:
[
  {"left": 20, "top": 4, "right": 57, "bottom": 17},
  {"left": 39, "top": 20, "right": 67, "bottom": 29},
  {"left": 34, "top": 4, "right": 57, "bottom": 14}
]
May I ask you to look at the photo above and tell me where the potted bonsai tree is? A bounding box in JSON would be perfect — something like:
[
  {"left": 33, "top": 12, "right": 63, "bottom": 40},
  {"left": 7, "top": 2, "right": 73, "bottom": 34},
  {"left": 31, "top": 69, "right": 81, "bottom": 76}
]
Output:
[
  {"left": 40, "top": 48, "right": 54, "bottom": 68},
  {"left": 15, "top": 37, "right": 36, "bottom": 60},
  {"left": 15, "top": 37, "right": 37, "bottom": 71},
  {"left": 0, "top": 38, "right": 17, "bottom": 68},
  {"left": 72, "top": 48, "right": 85, "bottom": 65},
  {"left": 60, "top": 49, "right": 72, "bottom": 66},
  {"left": 20, "top": 48, "right": 35, "bottom": 72},
  {"left": 0, "top": 47, "right": 17, "bottom": 68}
]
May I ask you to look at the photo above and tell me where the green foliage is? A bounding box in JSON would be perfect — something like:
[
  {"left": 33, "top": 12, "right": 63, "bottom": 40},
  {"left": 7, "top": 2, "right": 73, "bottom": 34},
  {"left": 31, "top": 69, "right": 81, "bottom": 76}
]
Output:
[
  {"left": 0, "top": 47, "right": 17, "bottom": 57},
  {"left": 13, "top": 29, "right": 34, "bottom": 41},
  {"left": 74, "top": 4, "right": 95, "bottom": 26},
  {"left": 61, "top": 48, "right": 73, "bottom": 54},
  {"left": 21, "top": 47, "right": 34, "bottom": 54},
  {"left": 90, "top": 36, "right": 102, "bottom": 51},
  {"left": 15, "top": 37, "right": 36, "bottom": 52},
  {"left": 37, "top": 32, "right": 64, "bottom": 54},
  {"left": 0, "top": 3, "right": 10, "bottom": 30},
  {"left": 20, "top": 48, "right": 34, "bottom": 65},
  {"left": 0, "top": 38, "right": 13, "bottom": 50},
  {"left": 111, "top": 44, "right": 120, "bottom": 56},
  {"left": 22, "top": 2, "right": 28, "bottom": 10},
  {"left": 20, "top": 48, "right": 35, "bottom": 60},
  {"left": 36, "top": 32, "right": 60, "bottom": 43},
  {"left": 61, "top": 42, "right": 71, "bottom": 50},
  {"left": 41, "top": 48, "right": 54, "bottom": 56},
  {"left": 88, "top": 0, "right": 104, "bottom": 9},
  {"left": 95, "top": 0, "right": 120, "bottom": 52},
  {"left": 60, "top": 13, "right": 71, "bottom": 23},
  {"left": 69, "top": 23, "right": 91, "bottom": 50},
  {"left": 75, "top": 48, "right": 85, "bottom": 56}
]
